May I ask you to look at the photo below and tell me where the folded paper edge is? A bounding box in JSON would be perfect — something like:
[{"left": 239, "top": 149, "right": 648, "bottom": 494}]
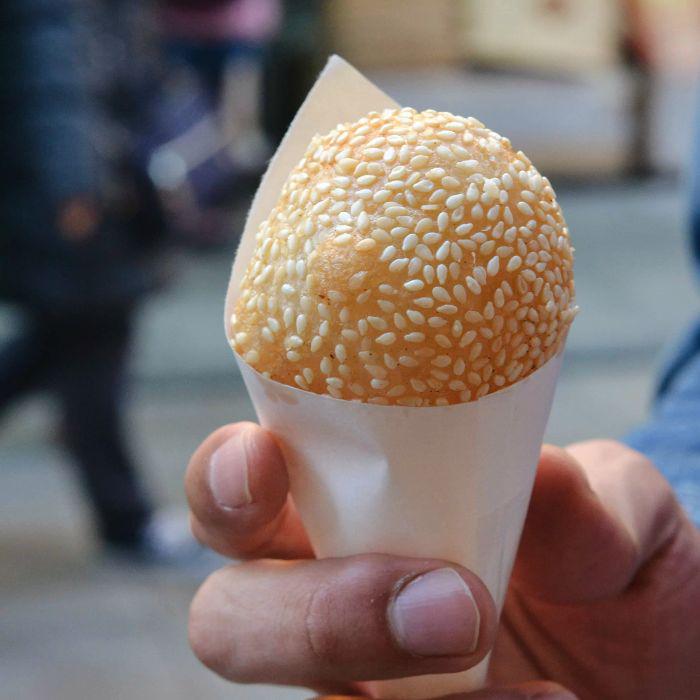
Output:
[{"left": 236, "top": 350, "right": 564, "bottom": 413}]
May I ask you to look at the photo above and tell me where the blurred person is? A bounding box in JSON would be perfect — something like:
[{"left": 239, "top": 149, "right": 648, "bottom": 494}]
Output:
[
  {"left": 184, "top": 426, "right": 700, "bottom": 699},
  {"left": 621, "top": 0, "right": 655, "bottom": 177},
  {"left": 623, "top": 93, "right": 700, "bottom": 525},
  {"left": 261, "top": 0, "right": 324, "bottom": 146},
  {"left": 159, "top": 0, "right": 282, "bottom": 170},
  {"left": 0, "top": 0, "right": 197, "bottom": 563}
]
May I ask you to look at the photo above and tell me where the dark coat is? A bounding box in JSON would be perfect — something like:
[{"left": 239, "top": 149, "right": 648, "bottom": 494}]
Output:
[{"left": 0, "top": 0, "right": 167, "bottom": 315}]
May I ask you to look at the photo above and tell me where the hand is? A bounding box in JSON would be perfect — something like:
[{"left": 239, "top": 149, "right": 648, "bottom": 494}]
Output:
[{"left": 185, "top": 426, "right": 700, "bottom": 699}]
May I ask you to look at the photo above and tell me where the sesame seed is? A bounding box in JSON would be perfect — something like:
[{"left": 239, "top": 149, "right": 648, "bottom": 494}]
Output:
[
  {"left": 402, "top": 233, "right": 419, "bottom": 250},
  {"left": 415, "top": 244, "right": 433, "bottom": 261},
  {"left": 517, "top": 201, "right": 534, "bottom": 216},
  {"left": 415, "top": 217, "right": 434, "bottom": 234},
  {"left": 338, "top": 158, "right": 358, "bottom": 173},
  {"left": 367, "top": 316, "right": 388, "bottom": 330},
  {"left": 449, "top": 284, "right": 465, "bottom": 304},
  {"left": 466, "top": 276, "right": 481, "bottom": 294},
  {"left": 431, "top": 286, "right": 450, "bottom": 302},
  {"left": 349, "top": 271, "right": 368, "bottom": 290},
  {"left": 388, "top": 257, "right": 409, "bottom": 273},
  {"left": 371, "top": 228, "right": 391, "bottom": 243},
  {"left": 446, "top": 193, "right": 465, "bottom": 209},
  {"left": 507, "top": 256, "right": 523, "bottom": 272},
  {"left": 457, "top": 160, "right": 478, "bottom": 172},
  {"left": 469, "top": 342, "right": 483, "bottom": 361},
  {"left": 376, "top": 332, "right": 397, "bottom": 346},
  {"left": 363, "top": 147, "right": 383, "bottom": 160},
  {"left": 455, "top": 223, "right": 473, "bottom": 236},
  {"left": 465, "top": 310, "right": 483, "bottom": 323},
  {"left": 404, "top": 332, "right": 425, "bottom": 343},
  {"left": 413, "top": 179, "right": 434, "bottom": 192},
  {"left": 373, "top": 189, "right": 391, "bottom": 204},
  {"left": 410, "top": 378, "right": 427, "bottom": 392},
  {"left": 404, "top": 279, "right": 425, "bottom": 292},
  {"left": 435, "top": 241, "right": 451, "bottom": 261}
]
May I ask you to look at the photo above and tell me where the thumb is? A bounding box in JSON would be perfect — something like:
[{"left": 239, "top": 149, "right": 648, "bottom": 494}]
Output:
[{"left": 511, "top": 440, "right": 681, "bottom": 603}]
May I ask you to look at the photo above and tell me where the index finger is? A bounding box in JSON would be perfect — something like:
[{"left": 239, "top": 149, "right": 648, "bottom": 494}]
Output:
[{"left": 185, "top": 422, "right": 313, "bottom": 559}]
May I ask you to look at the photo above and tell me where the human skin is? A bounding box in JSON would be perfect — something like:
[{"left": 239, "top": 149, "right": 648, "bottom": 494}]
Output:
[{"left": 186, "top": 427, "right": 700, "bottom": 699}]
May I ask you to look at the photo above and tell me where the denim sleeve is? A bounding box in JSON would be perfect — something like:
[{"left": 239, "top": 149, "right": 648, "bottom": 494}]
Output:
[
  {"left": 626, "top": 95, "right": 700, "bottom": 527},
  {"left": 625, "top": 321, "right": 700, "bottom": 527}
]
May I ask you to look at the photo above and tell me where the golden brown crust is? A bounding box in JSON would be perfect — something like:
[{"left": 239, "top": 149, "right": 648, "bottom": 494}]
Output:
[{"left": 230, "top": 108, "right": 576, "bottom": 406}]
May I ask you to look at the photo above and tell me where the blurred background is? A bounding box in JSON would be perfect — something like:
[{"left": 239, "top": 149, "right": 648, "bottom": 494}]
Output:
[{"left": 1, "top": 1, "right": 699, "bottom": 698}]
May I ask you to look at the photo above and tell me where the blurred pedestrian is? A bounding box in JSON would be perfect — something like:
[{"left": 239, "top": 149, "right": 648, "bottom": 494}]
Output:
[
  {"left": 621, "top": 0, "right": 655, "bottom": 177},
  {"left": 159, "top": 0, "right": 282, "bottom": 170},
  {"left": 0, "top": 0, "right": 196, "bottom": 562},
  {"left": 159, "top": 0, "right": 281, "bottom": 99},
  {"left": 624, "top": 85, "right": 700, "bottom": 524}
]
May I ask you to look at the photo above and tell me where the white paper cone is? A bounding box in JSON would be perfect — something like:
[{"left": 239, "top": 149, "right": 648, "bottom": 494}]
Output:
[{"left": 226, "top": 56, "right": 566, "bottom": 699}]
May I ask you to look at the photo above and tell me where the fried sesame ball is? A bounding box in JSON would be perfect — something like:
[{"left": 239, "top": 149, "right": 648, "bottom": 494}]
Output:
[{"left": 229, "top": 108, "right": 576, "bottom": 406}]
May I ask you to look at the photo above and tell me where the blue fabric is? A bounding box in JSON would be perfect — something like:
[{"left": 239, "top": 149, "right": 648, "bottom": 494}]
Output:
[
  {"left": 625, "top": 341, "right": 700, "bottom": 527},
  {"left": 625, "top": 99, "right": 700, "bottom": 527}
]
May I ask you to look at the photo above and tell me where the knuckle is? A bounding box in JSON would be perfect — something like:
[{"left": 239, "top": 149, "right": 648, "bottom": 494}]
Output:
[{"left": 303, "top": 555, "right": 389, "bottom": 667}]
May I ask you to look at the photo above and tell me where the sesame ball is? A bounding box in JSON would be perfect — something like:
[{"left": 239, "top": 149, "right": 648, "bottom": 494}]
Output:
[{"left": 230, "top": 108, "right": 576, "bottom": 406}]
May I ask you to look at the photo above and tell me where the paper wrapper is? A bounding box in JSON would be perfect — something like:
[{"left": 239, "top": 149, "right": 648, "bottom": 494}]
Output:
[{"left": 225, "top": 56, "right": 565, "bottom": 699}]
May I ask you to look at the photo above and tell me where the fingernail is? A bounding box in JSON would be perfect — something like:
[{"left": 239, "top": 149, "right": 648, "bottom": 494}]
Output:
[
  {"left": 389, "top": 568, "right": 480, "bottom": 657},
  {"left": 209, "top": 430, "right": 253, "bottom": 509}
]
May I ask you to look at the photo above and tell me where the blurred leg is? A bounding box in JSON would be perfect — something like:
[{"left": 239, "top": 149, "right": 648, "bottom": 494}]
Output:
[
  {"left": 0, "top": 316, "right": 52, "bottom": 418},
  {"left": 53, "top": 309, "right": 153, "bottom": 546}
]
